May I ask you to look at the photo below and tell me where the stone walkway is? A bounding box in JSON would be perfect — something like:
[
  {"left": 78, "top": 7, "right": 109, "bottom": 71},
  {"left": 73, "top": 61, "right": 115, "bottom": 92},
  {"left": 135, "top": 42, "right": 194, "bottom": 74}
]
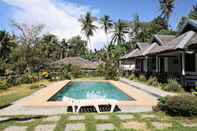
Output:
[
  {"left": 1, "top": 114, "right": 197, "bottom": 131},
  {"left": 120, "top": 78, "right": 176, "bottom": 97}
]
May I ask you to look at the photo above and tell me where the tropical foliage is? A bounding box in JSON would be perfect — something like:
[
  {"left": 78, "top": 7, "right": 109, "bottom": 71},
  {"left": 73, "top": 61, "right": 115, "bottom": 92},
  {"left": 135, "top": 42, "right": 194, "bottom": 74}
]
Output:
[
  {"left": 159, "top": 0, "right": 176, "bottom": 22},
  {"left": 79, "top": 12, "right": 97, "bottom": 50},
  {"left": 0, "top": 0, "right": 196, "bottom": 84},
  {"left": 155, "top": 95, "right": 197, "bottom": 116}
]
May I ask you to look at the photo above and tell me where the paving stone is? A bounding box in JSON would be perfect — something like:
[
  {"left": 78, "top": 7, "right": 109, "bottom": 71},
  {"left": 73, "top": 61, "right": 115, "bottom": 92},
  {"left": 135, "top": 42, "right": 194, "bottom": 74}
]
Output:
[
  {"left": 96, "top": 123, "right": 115, "bottom": 131},
  {"left": 117, "top": 114, "right": 134, "bottom": 120},
  {"left": 123, "top": 121, "right": 146, "bottom": 130},
  {"left": 35, "top": 124, "right": 56, "bottom": 131},
  {"left": 95, "top": 115, "right": 109, "bottom": 120},
  {"left": 68, "top": 115, "right": 85, "bottom": 121},
  {"left": 141, "top": 114, "right": 156, "bottom": 119},
  {"left": 65, "top": 123, "right": 85, "bottom": 131},
  {"left": 43, "top": 115, "right": 60, "bottom": 122},
  {"left": 4, "top": 126, "right": 27, "bottom": 131},
  {"left": 0, "top": 117, "right": 10, "bottom": 122},
  {"left": 152, "top": 122, "right": 172, "bottom": 129},
  {"left": 182, "top": 123, "right": 197, "bottom": 127}
]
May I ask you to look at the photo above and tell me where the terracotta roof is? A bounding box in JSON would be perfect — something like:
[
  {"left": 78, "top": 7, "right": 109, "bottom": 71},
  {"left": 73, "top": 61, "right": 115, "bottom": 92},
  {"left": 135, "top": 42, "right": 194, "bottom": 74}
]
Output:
[{"left": 54, "top": 57, "right": 98, "bottom": 70}]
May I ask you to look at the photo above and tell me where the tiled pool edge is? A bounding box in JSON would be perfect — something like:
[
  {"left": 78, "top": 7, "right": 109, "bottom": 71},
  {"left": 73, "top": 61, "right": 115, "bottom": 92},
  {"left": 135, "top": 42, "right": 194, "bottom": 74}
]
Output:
[
  {"left": 21, "top": 80, "right": 71, "bottom": 107},
  {"left": 21, "top": 80, "right": 157, "bottom": 108},
  {"left": 0, "top": 80, "right": 158, "bottom": 116}
]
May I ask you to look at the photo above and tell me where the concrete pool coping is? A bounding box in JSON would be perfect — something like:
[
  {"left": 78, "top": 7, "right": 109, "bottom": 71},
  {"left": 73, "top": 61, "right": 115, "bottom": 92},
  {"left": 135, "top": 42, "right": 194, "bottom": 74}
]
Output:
[{"left": 20, "top": 80, "right": 158, "bottom": 108}]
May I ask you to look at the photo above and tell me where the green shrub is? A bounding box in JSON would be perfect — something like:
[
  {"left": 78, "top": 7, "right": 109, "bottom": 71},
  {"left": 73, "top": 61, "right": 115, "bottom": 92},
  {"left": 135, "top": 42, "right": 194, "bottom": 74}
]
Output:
[
  {"left": 96, "top": 64, "right": 105, "bottom": 76},
  {"left": 162, "top": 79, "right": 182, "bottom": 92},
  {"left": 147, "top": 76, "right": 160, "bottom": 87},
  {"left": 0, "top": 80, "right": 9, "bottom": 90},
  {"left": 128, "top": 73, "right": 136, "bottom": 80},
  {"left": 41, "top": 71, "right": 49, "bottom": 79},
  {"left": 60, "top": 64, "right": 72, "bottom": 80},
  {"left": 104, "top": 62, "right": 119, "bottom": 81},
  {"left": 192, "top": 92, "right": 197, "bottom": 96},
  {"left": 155, "top": 95, "right": 197, "bottom": 116},
  {"left": 59, "top": 64, "right": 81, "bottom": 79},
  {"left": 20, "top": 73, "right": 39, "bottom": 84},
  {"left": 6, "top": 75, "right": 21, "bottom": 86},
  {"left": 30, "top": 84, "right": 40, "bottom": 89},
  {"left": 138, "top": 75, "right": 146, "bottom": 82},
  {"left": 71, "top": 65, "right": 81, "bottom": 78}
]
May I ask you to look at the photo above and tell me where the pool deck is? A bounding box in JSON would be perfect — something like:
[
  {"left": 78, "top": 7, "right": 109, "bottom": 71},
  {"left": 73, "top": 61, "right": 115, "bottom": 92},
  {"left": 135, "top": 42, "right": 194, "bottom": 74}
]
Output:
[{"left": 0, "top": 80, "right": 163, "bottom": 116}]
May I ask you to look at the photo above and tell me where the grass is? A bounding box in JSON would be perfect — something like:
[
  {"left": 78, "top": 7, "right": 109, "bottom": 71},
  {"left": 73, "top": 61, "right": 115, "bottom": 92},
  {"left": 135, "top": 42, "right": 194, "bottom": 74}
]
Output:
[
  {"left": 0, "top": 112, "right": 197, "bottom": 131},
  {"left": 0, "top": 80, "right": 50, "bottom": 108}
]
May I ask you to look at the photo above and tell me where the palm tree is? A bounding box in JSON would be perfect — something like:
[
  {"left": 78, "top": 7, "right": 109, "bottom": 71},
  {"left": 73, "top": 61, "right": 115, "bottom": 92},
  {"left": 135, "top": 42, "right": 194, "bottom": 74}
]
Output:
[
  {"left": 100, "top": 15, "right": 113, "bottom": 42},
  {"left": 79, "top": 12, "right": 97, "bottom": 50},
  {"left": 188, "top": 4, "right": 197, "bottom": 20},
  {"left": 159, "top": 0, "right": 176, "bottom": 22},
  {"left": 111, "top": 19, "right": 129, "bottom": 45}
]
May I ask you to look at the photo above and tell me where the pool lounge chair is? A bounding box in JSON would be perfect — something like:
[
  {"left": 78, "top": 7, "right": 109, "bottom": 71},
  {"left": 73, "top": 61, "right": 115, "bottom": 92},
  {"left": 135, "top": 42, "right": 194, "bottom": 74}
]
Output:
[{"left": 63, "top": 96, "right": 118, "bottom": 113}]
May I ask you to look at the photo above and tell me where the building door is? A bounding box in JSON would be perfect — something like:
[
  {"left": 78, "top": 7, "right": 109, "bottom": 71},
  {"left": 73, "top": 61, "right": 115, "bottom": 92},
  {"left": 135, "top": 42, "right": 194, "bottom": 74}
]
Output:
[
  {"left": 160, "top": 57, "right": 165, "bottom": 72},
  {"left": 140, "top": 59, "right": 144, "bottom": 72},
  {"left": 185, "top": 53, "right": 196, "bottom": 72}
]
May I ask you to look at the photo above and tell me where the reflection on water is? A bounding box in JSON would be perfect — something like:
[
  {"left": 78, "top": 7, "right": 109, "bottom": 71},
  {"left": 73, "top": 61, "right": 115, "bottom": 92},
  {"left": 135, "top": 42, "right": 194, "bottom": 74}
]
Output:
[{"left": 86, "top": 91, "right": 107, "bottom": 99}]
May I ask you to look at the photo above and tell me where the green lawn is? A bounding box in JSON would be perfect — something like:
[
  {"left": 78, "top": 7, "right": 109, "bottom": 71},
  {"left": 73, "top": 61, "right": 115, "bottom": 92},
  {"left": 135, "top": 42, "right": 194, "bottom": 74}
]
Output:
[
  {"left": 0, "top": 80, "right": 50, "bottom": 108},
  {"left": 0, "top": 112, "right": 197, "bottom": 131}
]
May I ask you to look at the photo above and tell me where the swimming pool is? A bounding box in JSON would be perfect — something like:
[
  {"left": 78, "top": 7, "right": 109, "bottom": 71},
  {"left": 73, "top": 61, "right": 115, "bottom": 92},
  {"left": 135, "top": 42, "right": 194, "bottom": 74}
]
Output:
[{"left": 49, "top": 81, "right": 133, "bottom": 101}]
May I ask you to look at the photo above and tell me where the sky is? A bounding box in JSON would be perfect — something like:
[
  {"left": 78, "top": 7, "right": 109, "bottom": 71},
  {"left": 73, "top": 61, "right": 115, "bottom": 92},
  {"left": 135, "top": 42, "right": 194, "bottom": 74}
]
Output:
[{"left": 0, "top": 0, "right": 197, "bottom": 49}]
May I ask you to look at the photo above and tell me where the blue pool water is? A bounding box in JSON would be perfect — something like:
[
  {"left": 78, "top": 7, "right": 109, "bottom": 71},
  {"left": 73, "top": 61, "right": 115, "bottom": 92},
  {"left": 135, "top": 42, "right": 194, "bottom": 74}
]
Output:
[{"left": 49, "top": 81, "right": 133, "bottom": 101}]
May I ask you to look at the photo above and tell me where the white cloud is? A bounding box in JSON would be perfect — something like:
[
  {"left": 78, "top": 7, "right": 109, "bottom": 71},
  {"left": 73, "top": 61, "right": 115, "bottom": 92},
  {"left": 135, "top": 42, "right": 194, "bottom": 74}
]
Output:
[{"left": 2, "top": 0, "right": 107, "bottom": 50}]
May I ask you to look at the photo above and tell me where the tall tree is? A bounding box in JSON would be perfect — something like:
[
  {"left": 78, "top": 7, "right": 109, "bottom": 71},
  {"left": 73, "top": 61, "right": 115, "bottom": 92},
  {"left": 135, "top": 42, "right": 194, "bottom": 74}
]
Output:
[
  {"left": 0, "top": 31, "right": 16, "bottom": 62},
  {"left": 12, "top": 22, "right": 44, "bottom": 72},
  {"left": 178, "top": 4, "right": 197, "bottom": 31},
  {"left": 100, "top": 15, "right": 113, "bottom": 42},
  {"left": 129, "top": 14, "right": 141, "bottom": 44},
  {"left": 159, "top": 0, "right": 176, "bottom": 22},
  {"left": 79, "top": 12, "right": 97, "bottom": 50},
  {"left": 67, "top": 36, "right": 88, "bottom": 57},
  {"left": 111, "top": 19, "right": 129, "bottom": 44},
  {"left": 188, "top": 4, "right": 197, "bottom": 20}
]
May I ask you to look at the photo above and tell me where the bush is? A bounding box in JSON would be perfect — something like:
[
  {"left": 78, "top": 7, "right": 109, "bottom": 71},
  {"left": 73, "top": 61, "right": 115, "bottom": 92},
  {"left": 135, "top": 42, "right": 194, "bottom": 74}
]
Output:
[
  {"left": 70, "top": 65, "right": 81, "bottom": 78},
  {"left": 162, "top": 79, "right": 182, "bottom": 92},
  {"left": 58, "top": 64, "right": 81, "bottom": 80},
  {"left": 128, "top": 73, "right": 136, "bottom": 80},
  {"left": 138, "top": 75, "right": 146, "bottom": 82},
  {"left": 60, "top": 64, "right": 72, "bottom": 80},
  {"left": 155, "top": 95, "right": 197, "bottom": 116},
  {"left": 29, "top": 84, "right": 40, "bottom": 89},
  {"left": 20, "top": 73, "right": 39, "bottom": 84},
  {"left": 0, "top": 80, "right": 9, "bottom": 90},
  {"left": 96, "top": 64, "right": 105, "bottom": 76},
  {"left": 147, "top": 76, "right": 160, "bottom": 87},
  {"left": 41, "top": 71, "right": 49, "bottom": 79},
  {"left": 104, "top": 61, "right": 119, "bottom": 80}
]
